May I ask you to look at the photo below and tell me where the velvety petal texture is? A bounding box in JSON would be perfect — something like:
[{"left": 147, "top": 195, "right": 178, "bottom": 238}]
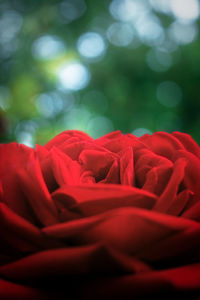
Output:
[{"left": 0, "top": 130, "right": 200, "bottom": 299}]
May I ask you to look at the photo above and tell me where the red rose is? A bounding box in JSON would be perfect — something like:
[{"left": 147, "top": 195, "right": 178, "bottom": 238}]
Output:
[{"left": 0, "top": 130, "right": 200, "bottom": 299}]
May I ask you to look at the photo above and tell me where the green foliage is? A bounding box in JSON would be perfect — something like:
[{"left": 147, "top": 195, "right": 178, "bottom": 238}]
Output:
[{"left": 0, "top": 0, "right": 200, "bottom": 146}]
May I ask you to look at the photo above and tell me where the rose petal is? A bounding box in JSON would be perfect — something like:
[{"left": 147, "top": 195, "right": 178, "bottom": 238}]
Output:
[
  {"left": 0, "top": 278, "right": 50, "bottom": 300},
  {"left": 0, "top": 144, "right": 58, "bottom": 226},
  {"left": 0, "top": 203, "right": 44, "bottom": 254},
  {"left": 35, "top": 144, "right": 49, "bottom": 162},
  {"left": 182, "top": 201, "right": 200, "bottom": 221},
  {"left": 142, "top": 166, "right": 172, "bottom": 196},
  {"left": 173, "top": 131, "right": 200, "bottom": 158},
  {"left": 0, "top": 181, "right": 3, "bottom": 200},
  {"left": 173, "top": 150, "right": 200, "bottom": 196},
  {"left": 78, "top": 207, "right": 198, "bottom": 256},
  {"left": 82, "top": 263, "right": 200, "bottom": 299},
  {"left": 43, "top": 213, "right": 103, "bottom": 238},
  {"left": 120, "top": 147, "right": 134, "bottom": 186},
  {"left": 138, "top": 223, "right": 200, "bottom": 263},
  {"left": 44, "top": 130, "right": 92, "bottom": 150},
  {"left": 100, "top": 159, "right": 120, "bottom": 184},
  {"left": 39, "top": 152, "right": 59, "bottom": 193},
  {"left": 142, "top": 167, "right": 158, "bottom": 193},
  {"left": 79, "top": 149, "right": 118, "bottom": 182},
  {"left": 95, "top": 132, "right": 137, "bottom": 153},
  {"left": 59, "top": 140, "right": 110, "bottom": 161},
  {"left": 51, "top": 147, "right": 81, "bottom": 186},
  {"left": 44, "top": 206, "right": 199, "bottom": 260},
  {"left": 95, "top": 131, "right": 123, "bottom": 145},
  {"left": 17, "top": 153, "right": 58, "bottom": 226},
  {"left": 52, "top": 184, "right": 157, "bottom": 217},
  {"left": 0, "top": 144, "right": 37, "bottom": 222},
  {"left": 0, "top": 244, "right": 145, "bottom": 281},
  {"left": 0, "top": 143, "right": 33, "bottom": 178},
  {"left": 140, "top": 132, "right": 185, "bottom": 160},
  {"left": 153, "top": 158, "right": 187, "bottom": 213},
  {"left": 135, "top": 148, "right": 173, "bottom": 189},
  {"left": 166, "top": 189, "right": 193, "bottom": 216}
]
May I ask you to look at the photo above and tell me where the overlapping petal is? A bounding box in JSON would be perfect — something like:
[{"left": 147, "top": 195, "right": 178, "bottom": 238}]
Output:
[{"left": 0, "top": 130, "right": 200, "bottom": 299}]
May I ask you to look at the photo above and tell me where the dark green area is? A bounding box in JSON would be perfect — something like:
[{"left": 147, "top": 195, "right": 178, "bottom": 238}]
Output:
[{"left": 0, "top": 0, "right": 200, "bottom": 146}]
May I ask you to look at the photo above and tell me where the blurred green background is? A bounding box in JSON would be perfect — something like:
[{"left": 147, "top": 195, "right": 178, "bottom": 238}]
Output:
[{"left": 0, "top": 0, "right": 200, "bottom": 146}]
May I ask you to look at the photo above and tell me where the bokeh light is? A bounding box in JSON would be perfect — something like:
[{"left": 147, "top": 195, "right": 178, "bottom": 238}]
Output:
[
  {"left": 149, "top": 0, "right": 171, "bottom": 15},
  {"left": 146, "top": 48, "right": 173, "bottom": 72},
  {"left": 57, "top": 61, "right": 90, "bottom": 91},
  {"left": 15, "top": 120, "right": 38, "bottom": 148},
  {"left": 109, "top": 0, "right": 150, "bottom": 22},
  {"left": 135, "top": 14, "right": 164, "bottom": 46},
  {"left": 62, "top": 107, "right": 91, "bottom": 131},
  {"left": 32, "top": 35, "right": 66, "bottom": 60},
  {"left": 0, "top": 10, "right": 23, "bottom": 58},
  {"left": 170, "top": 0, "right": 200, "bottom": 23},
  {"left": 169, "top": 21, "right": 198, "bottom": 45},
  {"left": 59, "top": 0, "right": 87, "bottom": 23},
  {"left": 107, "top": 22, "right": 134, "bottom": 47},
  {"left": 132, "top": 128, "right": 152, "bottom": 137},
  {"left": 77, "top": 32, "right": 106, "bottom": 59},
  {"left": 35, "top": 92, "right": 64, "bottom": 118}
]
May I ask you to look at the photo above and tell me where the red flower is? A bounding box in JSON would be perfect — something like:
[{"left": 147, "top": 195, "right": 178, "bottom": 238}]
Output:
[{"left": 0, "top": 130, "right": 200, "bottom": 299}]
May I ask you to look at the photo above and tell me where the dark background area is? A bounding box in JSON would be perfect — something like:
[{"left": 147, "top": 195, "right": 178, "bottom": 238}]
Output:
[{"left": 0, "top": 0, "right": 200, "bottom": 146}]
